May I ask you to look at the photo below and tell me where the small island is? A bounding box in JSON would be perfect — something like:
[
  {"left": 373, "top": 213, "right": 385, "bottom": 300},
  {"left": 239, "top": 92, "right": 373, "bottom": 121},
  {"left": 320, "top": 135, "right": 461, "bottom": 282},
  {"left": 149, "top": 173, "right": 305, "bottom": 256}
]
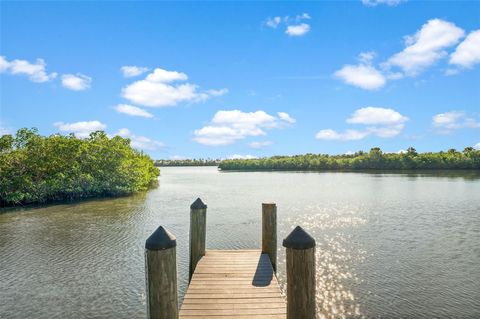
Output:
[
  {"left": 0, "top": 128, "right": 160, "bottom": 207},
  {"left": 219, "top": 147, "right": 480, "bottom": 171}
]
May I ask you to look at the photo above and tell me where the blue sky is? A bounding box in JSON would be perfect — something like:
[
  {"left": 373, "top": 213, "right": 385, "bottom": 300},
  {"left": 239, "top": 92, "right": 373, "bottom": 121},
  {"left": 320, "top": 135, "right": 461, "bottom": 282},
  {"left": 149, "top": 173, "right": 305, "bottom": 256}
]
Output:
[{"left": 1, "top": 1, "right": 479, "bottom": 159}]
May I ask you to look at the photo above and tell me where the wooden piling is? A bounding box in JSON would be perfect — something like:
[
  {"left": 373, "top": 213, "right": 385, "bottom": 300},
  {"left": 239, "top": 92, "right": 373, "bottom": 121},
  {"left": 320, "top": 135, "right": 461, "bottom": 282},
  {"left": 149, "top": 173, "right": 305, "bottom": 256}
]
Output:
[
  {"left": 283, "top": 226, "right": 316, "bottom": 319},
  {"left": 262, "top": 202, "right": 277, "bottom": 272},
  {"left": 145, "top": 226, "right": 178, "bottom": 319},
  {"left": 189, "top": 197, "right": 207, "bottom": 281}
]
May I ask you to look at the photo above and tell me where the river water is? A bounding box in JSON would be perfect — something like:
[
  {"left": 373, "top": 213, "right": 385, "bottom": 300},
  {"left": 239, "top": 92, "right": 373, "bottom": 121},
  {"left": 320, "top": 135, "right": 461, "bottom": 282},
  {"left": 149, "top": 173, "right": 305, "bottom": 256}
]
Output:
[{"left": 1, "top": 167, "right": 479, "bottom": 318}]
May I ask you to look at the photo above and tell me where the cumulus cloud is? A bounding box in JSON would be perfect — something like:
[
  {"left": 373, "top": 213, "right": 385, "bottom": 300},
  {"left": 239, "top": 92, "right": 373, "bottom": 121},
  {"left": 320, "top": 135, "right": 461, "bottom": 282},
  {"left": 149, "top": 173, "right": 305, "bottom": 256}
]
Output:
[
  {"left": 266, "top": 16, "right": 282, "bottom": 28},
  {"left": 334, "top": 63, "right": 386, "bottom": 90},
  {"left": 61, "top": 73, "right": 92, "bottom": 91},
  {"left": 227, "top": 154, "right": 258, "bottom": 160},
  {"left": 385, "top": 19, "right": 465, "bottom": 76},
  {"left": 316, "top": 129, "right": 369, "bottom": 141},
  {"left": 265, "top": 13, "right": 311, "bottom": 36},
  {"left": 249, "top": 141, "right": 273, "bottom": 149},
  {"left": 121, "top": 66, "right": 149, "bottom": 78},
  {"left": 285, "top": 23, "right": 310, "bottom": 37},
  {"left": 335, "top": 19, "right": 472, "bottom": 89},
  {"left": 121, "top": 67, "right": 227, "bottom": 107},
  {"left": 0, "top": 56, "right": 57, "bottom": 83},
  {"left": 449, "top": 30, "right": 480, "bottom": 68},
  {"left": 114, "top": 104, "right": 153, "bottom": 118},
  {"left": 277, "top": 112, "right": 296, "bottom": 124},
  {"left": 362, "top": 0, "right": 404, "bottom": 6},
  {"left": 0, "top": 56, "right": 10, "bottom": 73},
  {"left": 316, "top": 107, "right": 408, "bottom": 141},
  {"left": 193, "top": 110, "right": 295, "bottom": 146},
  {"left": 54, "top": 120, "right": 106, "bottom": 138},
  {"left": 115, "top": 128, "right": 165, "bottom": 151},
  {"left": 347, "top": 106, "right": 408, "bottom": 125},
  {"left": 432, "top": 111, "right": 480, "bottom": 133},
  {"left": 474, "top": 143, "right": 480, "bottom": 150}
]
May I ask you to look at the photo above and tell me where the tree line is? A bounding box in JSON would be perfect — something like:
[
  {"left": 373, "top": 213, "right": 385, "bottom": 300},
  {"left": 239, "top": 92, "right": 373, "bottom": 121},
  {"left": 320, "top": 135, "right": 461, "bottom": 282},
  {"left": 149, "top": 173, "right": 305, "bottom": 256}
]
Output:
[
  {"left": 218, "top": 147, "right": 480, "bottom": 171},
  {"left": 155, "top": 159, "right": 221, "bottom": 167},
  {"left": 0, "top": 128, "right": 160, "bottom": 206}
]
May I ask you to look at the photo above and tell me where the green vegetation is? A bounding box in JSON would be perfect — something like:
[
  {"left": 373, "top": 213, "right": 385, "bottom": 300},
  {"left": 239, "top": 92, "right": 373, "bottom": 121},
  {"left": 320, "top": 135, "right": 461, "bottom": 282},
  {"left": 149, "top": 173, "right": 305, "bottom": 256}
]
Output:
[
  {"left": 155, "top": 159, "right": 221, "bottom": 167},
  {"left": 219, "top": 147, "right": 480, "bottom": 171},
  {"left": 0, "top": 128, "right": 160, "bottom": 206}
]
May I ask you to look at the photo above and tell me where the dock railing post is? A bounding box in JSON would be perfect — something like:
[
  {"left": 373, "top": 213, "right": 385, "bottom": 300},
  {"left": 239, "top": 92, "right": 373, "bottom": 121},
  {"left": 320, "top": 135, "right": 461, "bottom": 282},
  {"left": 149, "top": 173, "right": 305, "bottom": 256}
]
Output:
[
  {"left": 262, "top": 202, "right": 277, "bottom": 272},
  {"left": 145, "top": 226, "right": 179, "bottom": 319},
  {"left": 283, "top": 226, "right": 316, "bottom": 319},
  {"left": 189, "top": 197, "right": 207, "bottom": 281}
]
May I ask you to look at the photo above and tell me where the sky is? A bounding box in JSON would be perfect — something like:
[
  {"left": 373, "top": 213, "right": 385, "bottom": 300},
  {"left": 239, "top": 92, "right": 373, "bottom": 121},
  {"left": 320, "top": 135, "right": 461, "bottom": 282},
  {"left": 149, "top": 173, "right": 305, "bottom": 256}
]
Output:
[{"left": 1, "top": 1, "right": 479, "bottom": 159}]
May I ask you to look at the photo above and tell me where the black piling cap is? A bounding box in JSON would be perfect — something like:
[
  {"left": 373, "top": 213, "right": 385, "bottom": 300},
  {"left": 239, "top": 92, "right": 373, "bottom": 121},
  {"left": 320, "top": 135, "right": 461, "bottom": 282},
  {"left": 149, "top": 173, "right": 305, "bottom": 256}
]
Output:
[
  {"left": 282, "top": 226, "right": 316, "bottom": 250},
  {"left": 145, "top": 226, "right": 176, "bottom": 250},
  {"left": 191, "top": 197, "right": 207, "bottom": 209}
]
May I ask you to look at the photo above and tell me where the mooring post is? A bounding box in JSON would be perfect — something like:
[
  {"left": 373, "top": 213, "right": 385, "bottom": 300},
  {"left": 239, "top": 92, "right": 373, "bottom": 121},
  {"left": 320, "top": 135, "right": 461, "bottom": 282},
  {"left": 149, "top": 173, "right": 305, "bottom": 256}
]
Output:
[
  {"left": 145, "top": 226, "right": 178, "bottom": 319},
  {"left": 262, "top": 202, "right": 277, "bottom": 272},
  {"left": 189, "top": 197, "right": 207, "bottom": 281},
  {"left": 283, "top": 225, "right": 316, "bottom": 319}
]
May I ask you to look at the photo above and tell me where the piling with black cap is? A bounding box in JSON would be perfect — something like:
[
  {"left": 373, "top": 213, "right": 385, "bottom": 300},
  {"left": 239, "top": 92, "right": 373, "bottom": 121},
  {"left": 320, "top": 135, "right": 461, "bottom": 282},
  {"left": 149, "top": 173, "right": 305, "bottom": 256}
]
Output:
[
  {"left": 262, "top": 203, "right": 277, "bottom": 272},
  {"left": 189, "top": 198, "right": 207, "bottom": 281},
  {"left": 283, "top": 226, "right": 316, "bottom": 319},
  {"left": 145, "top": 226, "right": 178, "bottom": 319}
]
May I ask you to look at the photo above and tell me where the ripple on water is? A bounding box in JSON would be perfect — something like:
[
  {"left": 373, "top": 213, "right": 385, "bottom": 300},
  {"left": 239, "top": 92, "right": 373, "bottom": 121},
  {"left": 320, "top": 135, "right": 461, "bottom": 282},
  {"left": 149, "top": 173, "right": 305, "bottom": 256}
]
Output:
[
  {"left": 278, "top": 207, "right": 367, "bottom": 319},
  {"left": 1, "top": 167, "right": 480, "bottom": 318}
]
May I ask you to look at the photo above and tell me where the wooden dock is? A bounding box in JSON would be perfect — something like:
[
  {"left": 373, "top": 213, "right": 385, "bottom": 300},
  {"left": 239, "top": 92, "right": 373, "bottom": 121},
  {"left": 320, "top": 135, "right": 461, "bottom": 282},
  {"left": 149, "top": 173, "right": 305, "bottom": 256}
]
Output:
[
  {"left": 144, "top": 199, "right": 316, "bottom": 319},
  {"left": 179, "top": 250, "right": 286, "bottom": 318}
]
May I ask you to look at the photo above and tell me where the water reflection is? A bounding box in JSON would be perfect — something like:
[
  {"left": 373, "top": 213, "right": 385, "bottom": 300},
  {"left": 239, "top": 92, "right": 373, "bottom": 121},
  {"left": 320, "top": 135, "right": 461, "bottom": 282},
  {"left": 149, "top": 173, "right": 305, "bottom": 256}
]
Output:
[{"left": 278, "top": 209, "right": 367, "bottom": 319}]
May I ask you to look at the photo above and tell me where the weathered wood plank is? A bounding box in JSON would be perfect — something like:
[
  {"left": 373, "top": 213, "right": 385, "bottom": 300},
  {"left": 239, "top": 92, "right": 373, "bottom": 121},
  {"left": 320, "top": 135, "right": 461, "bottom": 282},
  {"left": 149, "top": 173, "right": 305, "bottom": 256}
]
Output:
[{"left": 179, "top": 250, "right": 286, "bottom": 318}]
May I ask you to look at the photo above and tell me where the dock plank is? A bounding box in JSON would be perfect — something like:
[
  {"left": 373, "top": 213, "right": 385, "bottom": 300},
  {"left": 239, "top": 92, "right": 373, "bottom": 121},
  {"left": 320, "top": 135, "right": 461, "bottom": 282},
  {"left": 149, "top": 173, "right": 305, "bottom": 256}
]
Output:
[{"left": 179, "top": 250, "right": 286, "bottom": 318}]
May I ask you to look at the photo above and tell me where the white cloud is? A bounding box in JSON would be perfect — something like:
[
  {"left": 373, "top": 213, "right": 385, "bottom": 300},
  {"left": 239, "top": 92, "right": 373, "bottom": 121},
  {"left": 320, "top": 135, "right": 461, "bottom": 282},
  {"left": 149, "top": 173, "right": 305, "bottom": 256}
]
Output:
[
  {"left": 386, "top": 19, "right": 465, "bottom": 76},
  {"left": 54, "top": 120, "right": 106, "bottom": 138},
  {"left": 61, "top": 73, "right": 92, "bottom": 91},
  {"left": 193, "top": 126, "right": 244, "bottom": 146},
  {"left": 347, "top": 107, "right": 408, "bottom": 125},
  {"left": 265, "top": 14, "right": 311, "bottom": 36},
  {"left": 193, "top": 110, "right": 295, "bottom": 146},
  {"left": 121, "top": 67, "right": 226, "bottom": 107},
  {"left": 285, "top": 23, "right": 310, "bottom": 37},
  {"left": 474, "top": 143, "right": 480, "bottom": 150},
  {"left": 316, "top": 129, "right": 369, "bottom": 141},
  {"left": 206, "top": 88, "right": 229, "bottom": 97},
  {"left": 249, "top": 141, "right": 273, "bottom": 149},
  {"left": 115, "top": 128, "right": 165, "bottom": 151},
  {"left": 362, "top": 0, "right": 404, "bottom": 6},
  {"left": 266, "top": 16, "right": 282, "bottom": 28},
  {"left": 277, "top": 112, "right": 296, "bottom": 124},
  {"left": 296, "top": 13, "right": 311, "bottom": 20},
  {"left": 432, "top": 111, "right": 480, "bottom": 133},
  {"left": 114, "top": 104, "right": 153, "bottom": 118},
  {"left": 316, "top": 107, "right": 408, "bottom": 141},
  {"left": 358, "top": 51, "right": 376, "bottom": 64},
  {"left": 1, "top": 56, "right": 57, "bottom": 83},
  {"left": 334, "top": 64, "right": 386, "bottom": 90},
  {"left": 227, "top": 154, "right": 258, "bottom": 160},
  {"left": 0, "top": 56, "right": 10, "bottom": 73},
  {"left": 121, "top": 66, "right": 149, "bottom": 78},
  {"left": 145, "top": 68, "right": 188, "bottom": 83},
  {"left": 449, "top": 30, "right": 480, "bottom": 68}
]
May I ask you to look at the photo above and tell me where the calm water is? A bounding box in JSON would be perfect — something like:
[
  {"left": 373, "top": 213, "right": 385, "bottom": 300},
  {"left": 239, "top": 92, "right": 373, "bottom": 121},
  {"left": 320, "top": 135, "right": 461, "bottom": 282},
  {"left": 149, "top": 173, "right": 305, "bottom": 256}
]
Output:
[{"left": 1, "top": 167, "right": 480, "bottom": 318}]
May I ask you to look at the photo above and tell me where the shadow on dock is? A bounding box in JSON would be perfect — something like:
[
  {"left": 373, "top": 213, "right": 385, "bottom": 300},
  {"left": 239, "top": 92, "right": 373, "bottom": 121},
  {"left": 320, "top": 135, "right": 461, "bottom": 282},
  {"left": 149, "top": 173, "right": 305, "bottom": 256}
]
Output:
[{"left": 252, "top": 253, "right": 273, "bottom": 287}]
